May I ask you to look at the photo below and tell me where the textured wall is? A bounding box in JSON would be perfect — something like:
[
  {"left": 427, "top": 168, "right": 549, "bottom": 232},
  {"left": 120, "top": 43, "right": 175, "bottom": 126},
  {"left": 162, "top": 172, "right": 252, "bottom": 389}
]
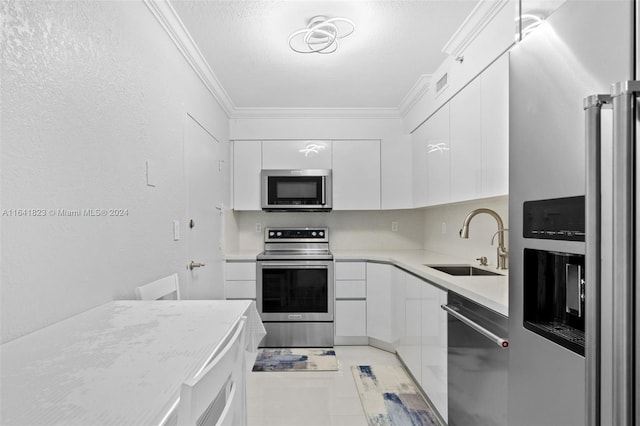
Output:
[{"left": 1, "top": 0, "right": 229, "bottom": 342}]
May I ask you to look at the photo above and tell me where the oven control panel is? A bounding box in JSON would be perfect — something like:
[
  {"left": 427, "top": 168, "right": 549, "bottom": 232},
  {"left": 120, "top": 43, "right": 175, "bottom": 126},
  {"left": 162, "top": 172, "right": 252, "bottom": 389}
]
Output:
[{"left": 265, "top": 227, "right": 328, "bottom": 242}]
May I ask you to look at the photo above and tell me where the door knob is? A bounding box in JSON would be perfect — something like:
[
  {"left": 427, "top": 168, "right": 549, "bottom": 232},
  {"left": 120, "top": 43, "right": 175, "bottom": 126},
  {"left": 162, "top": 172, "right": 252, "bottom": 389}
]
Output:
[{"left": 189, "top": 261, "right": 206, "bottom": 270}]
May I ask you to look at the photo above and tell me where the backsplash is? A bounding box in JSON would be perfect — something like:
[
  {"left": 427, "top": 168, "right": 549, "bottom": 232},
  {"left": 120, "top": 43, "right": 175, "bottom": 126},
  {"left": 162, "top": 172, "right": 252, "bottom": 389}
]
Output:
[
  {"left": 227, "top": 195, "right": 508, "bottom": 261},
  {"left": 423, "top": 196, "right": 509, "bottom": 267},
  {"left": 229, "top": 210, "right": 425, "bottom": 252}
]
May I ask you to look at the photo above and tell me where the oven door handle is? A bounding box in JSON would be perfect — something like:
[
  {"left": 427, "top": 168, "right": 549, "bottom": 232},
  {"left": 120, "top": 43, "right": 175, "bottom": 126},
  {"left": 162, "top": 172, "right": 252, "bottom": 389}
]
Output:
[
  {"left": 441, "top": 304, "right": 509, "bottom": 349},
  {"left": 259, "top": 262, "right": 329, "bottom": 268}
]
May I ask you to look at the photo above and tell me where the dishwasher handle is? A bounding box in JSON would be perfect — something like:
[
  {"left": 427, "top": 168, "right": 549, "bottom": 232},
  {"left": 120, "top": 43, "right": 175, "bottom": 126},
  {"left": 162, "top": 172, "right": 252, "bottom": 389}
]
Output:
[{"left": 441, "top": 304, "right": 509, "bottom": 349}]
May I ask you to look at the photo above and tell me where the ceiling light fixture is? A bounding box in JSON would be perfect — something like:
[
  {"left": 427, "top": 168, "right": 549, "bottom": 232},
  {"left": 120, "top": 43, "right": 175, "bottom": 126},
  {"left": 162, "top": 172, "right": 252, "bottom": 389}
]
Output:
[{"left": 288, "top": 15, "right": 355, "bottom": 54}]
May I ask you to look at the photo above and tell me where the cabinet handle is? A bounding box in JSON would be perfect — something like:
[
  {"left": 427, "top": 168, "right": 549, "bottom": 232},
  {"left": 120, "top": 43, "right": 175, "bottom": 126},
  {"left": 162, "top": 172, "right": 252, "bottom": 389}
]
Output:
[{"left": 441, "top": 304, "right": 508, "bottom": 349}]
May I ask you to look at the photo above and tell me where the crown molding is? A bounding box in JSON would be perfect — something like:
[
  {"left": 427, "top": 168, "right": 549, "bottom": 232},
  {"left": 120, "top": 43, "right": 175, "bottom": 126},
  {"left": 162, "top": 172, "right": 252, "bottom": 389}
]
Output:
[
  {"left": 442, "top": 0, "right": 510, "bottom": 58},
  {"left": 145, "top": 0, "right": 407, "bottom": 121},
  {"left": 231, "top": 107, "right": 402, "bottom": 120},
  {"left": 398, "top": 74, "right": 432, "bottom": 117},
  {"left": 144, "top": 0, "right": 235, "bottom": 117}
]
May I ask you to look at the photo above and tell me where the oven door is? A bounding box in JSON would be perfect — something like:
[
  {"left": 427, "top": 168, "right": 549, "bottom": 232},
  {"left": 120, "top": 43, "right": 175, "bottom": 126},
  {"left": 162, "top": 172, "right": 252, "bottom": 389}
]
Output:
[{"left": 256, "top": 260, "right": 334, "bottom": 322}]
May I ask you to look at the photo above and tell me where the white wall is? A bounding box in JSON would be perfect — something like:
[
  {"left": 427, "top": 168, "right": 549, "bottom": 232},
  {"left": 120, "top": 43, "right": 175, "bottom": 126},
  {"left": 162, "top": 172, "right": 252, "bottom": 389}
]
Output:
[
  {"left": 1, "top": 0, "right": 229, "bottom": 343},
  {"left": 422, "top": 196, "right": 508, "bottom": 267}
]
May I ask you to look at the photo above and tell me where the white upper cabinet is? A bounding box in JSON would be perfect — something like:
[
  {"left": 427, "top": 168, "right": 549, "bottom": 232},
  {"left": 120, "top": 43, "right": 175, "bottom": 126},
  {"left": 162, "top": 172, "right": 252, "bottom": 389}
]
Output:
[
  {"left": 480, "top": 54, "right": 509, "bottom": 197},
  {"left": 232, "top": 140, "right": 261, "bottom": 211},
  {"left": 425, "top": 104, "right": 451, "bottom": 206},
  {"left": 412, "top": 135, "right": 429, "bottom": 208},
  {"left": 412, "top": 103, "right": 451, "bottom": 208},
  {"left": 449, "top": 77, "right": 482, "bottom": 202},
  {"left": 262, "top": 140, "right": 332, "bottom": 170},
  {"left": 332, "top": 140, "right": 381, "bottom": 210},
  {"left": 417, "top": 53, "right": 508, "bottom": 206},
  {"left": 381, "top": 137, "right": 413, "bottom": 210}
]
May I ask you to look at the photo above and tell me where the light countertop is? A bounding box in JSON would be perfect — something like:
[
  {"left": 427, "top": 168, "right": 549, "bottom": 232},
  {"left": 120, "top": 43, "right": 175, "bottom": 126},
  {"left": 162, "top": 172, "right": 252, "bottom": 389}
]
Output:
[{"left": 225, "top": 249, "right": 508, "bottom": 317}]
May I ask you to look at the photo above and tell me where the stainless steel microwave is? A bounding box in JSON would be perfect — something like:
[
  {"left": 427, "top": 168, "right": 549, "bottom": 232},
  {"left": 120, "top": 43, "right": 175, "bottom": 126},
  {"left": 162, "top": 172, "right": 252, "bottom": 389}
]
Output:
[{"left": 261, "top": 169, "right": 332, "bottom": 211}]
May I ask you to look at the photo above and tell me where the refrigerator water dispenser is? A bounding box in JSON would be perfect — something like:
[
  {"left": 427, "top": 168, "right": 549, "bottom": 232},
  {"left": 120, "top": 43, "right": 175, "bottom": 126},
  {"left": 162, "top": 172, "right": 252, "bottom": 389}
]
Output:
[{"left": 523, "top": 249, "right": 585, "bottom": 355}]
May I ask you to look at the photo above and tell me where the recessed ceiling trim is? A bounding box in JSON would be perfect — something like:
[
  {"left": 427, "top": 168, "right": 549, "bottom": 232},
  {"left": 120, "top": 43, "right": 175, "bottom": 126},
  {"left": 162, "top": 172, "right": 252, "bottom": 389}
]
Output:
[
  {"left": 232, "top": 107, "right": 401, "bottom": 120},
  {"left": 144, "top": 0, "right": 235, "bottom": 117},
  {"left": 441, "top": 0, "right": 510, "bottom": 58}
]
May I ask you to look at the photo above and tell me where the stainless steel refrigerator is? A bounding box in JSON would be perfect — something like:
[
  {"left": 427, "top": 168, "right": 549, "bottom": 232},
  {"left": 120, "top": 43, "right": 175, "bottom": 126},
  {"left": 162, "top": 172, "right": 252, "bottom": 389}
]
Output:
[{"left": 509, "top": 1, "right": 638, "bottom": 425}]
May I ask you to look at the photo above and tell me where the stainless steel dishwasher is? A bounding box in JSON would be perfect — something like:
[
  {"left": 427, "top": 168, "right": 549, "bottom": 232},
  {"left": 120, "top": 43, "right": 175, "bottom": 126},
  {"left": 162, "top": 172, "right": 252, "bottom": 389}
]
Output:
[{"left": 441, "top": 293, "right": 509, "bottom": 426}]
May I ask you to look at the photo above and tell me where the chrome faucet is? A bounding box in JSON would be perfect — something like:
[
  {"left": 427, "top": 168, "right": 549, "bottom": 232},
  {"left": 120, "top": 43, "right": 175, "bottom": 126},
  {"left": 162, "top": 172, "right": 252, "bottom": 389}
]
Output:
[{"left": 459, "top": 208, "right": 509, "bottom": 270}]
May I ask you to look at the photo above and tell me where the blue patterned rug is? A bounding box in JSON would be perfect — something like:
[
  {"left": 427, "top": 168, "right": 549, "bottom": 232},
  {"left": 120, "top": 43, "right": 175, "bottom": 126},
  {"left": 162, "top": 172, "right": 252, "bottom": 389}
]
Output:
[
  {"left": 252, "top": 348, "right": 338, "bottom": 372},
  {"left": 352, "top": 365, "right": 441, "bottom": 426}
]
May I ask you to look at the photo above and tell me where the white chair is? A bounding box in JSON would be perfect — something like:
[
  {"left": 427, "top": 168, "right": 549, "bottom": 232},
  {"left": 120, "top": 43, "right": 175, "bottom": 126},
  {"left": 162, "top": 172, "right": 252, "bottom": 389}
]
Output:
[
  {"left": 135, "top": 273, "right": 181, "bottom": 300},
  {"left": 178, "top": 317, "right": 248, "bottom": 426}
]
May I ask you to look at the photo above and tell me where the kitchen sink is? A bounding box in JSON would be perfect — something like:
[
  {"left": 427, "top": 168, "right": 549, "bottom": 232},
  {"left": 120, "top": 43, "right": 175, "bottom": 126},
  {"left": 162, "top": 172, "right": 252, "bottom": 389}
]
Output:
[{"left": 424, "top": 264, "right": 503, "bottom": 277}]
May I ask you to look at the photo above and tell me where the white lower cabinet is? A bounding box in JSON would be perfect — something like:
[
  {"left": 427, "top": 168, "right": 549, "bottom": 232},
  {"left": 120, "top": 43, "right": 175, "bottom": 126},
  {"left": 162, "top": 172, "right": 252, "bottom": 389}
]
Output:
[
  {"left": 394, "top": 267, "right": 448, "bottom": 423},
  {"left": 335, "top": 300, "right": 366, "bottom": 336},
  {"left": 421, "top": 278, "right": 448, "bottom": 422},
  {"left": 366, "top": 263, "right": 393, "bottom": 344},
  {"left": 334, "top": 261, "right": 447, "bottom": 421},
  {"left": 398, "top": 272, "right": 422, "bottom": 380},
  {"left": 335, "top": 261, "right": 367, "bottom": 341},
  {"left": 224, "top": 261, "right": 256, "bottom": 300}
]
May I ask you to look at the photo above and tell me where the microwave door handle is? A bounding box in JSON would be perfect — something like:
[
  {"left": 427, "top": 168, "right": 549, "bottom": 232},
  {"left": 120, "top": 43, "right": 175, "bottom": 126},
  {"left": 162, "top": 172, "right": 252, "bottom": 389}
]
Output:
[
  {"left": 583, "top": 94, "right": 610, "bottom": 426},
  {"left": 321, "top": 176, "right": 326, "bottom": 205}
]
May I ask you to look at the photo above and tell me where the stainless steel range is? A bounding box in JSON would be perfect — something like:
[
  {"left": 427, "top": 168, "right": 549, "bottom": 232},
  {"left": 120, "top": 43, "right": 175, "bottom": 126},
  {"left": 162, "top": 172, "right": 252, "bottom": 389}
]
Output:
[{"left": 256, "top": 227, "right": 334, "bottom": 347}]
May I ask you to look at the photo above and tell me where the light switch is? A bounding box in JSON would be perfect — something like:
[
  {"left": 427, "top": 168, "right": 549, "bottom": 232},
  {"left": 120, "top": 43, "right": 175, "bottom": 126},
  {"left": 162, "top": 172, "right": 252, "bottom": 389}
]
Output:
[
  {"left": 391, "top": 221, "right": 399, "bottom": 232},
  {"left": 173, "top": 220, "right": 180, "bottom": 241},
  {"left": 146, "top": 160, "right": 156, "bottom": 187}
]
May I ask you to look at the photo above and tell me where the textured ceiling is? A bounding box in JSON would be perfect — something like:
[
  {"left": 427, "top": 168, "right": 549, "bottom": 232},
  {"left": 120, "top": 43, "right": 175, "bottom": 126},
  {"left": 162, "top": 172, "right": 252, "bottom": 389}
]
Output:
[{"left": 171, "top": 0, "right": 477, "bottom": 109}]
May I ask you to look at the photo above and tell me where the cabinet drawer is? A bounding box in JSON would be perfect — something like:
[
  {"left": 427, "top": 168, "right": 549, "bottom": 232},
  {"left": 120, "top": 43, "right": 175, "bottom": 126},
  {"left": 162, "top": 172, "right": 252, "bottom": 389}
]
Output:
[
  {"left": 335, "top": 280, "right": 366, "bottom": 299},
  {"left": 225, "top": 262, "right": 256, "bottom": 281},
  {"left": 224, "top": 280, "right": 256, "bottom": 299},
  {"left": 335, "top": 262, "right": 366, "bottom": 280}
]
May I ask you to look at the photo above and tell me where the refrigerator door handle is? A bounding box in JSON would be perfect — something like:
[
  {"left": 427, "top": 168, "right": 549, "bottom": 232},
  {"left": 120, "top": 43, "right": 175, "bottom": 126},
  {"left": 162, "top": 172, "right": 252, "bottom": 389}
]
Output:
[
  {"left": 583, "top": 93, "right": 611, "bottom": 426},
  {"left": 609, "top": 81, "right": 639, "bottom": 426}
]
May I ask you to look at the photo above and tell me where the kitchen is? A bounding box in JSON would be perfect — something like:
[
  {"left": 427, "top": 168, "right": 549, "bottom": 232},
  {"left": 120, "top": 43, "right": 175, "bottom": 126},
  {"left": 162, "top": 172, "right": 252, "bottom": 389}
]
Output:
[{"left": 1, "top": 1, "right": 638, "bottom": 425}]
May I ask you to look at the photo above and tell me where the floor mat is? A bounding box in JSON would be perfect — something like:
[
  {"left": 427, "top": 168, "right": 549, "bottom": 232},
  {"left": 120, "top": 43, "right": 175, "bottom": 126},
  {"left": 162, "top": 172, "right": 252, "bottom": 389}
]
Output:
[
  {"left": 352, "top": 365, "right": 441, "bottom": 426},
  {"left": 252, "top": 348, "right": 338, "bottom": 372}
]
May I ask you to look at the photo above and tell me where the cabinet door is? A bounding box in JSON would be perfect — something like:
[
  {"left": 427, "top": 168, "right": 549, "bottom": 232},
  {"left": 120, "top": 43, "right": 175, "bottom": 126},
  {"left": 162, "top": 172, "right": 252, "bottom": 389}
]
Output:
[
  {"left": 481, "top": 54, "right": 509, "bottom": 197},
  {"left": 262, "top": 140, "right": 332, "bottom": 169},
  {"left": 425, "top": 104, "right": 451, "bottom": 206},
  {"left": 335, "top": 300, "right": 366, "bottom": 337},
  {"left": 421, "top": 282, "right": 448, "bottom": 422},
  {"left": 381, "top": 137, "right": 413, "bottom": 209},
  {"left": 333, "top": 140, "right": 381, "bottom": 210},
  {"left": 366, "top": 263, "right": 391, "bottom": 342},
  {"left": 232, "top": 141, "right": 262, "bottom": 210},
  {"left": 411, "top": 136, "right": 428, "bottom": 208},
  {"left": 390, "top": 266, "right": 406, "bottom": 349},
  {"left": 398, "top": 272, "right": 422, "bottom": 381},
  {"left": 449, "top": 77, "right": 482, "bottom": 202}
]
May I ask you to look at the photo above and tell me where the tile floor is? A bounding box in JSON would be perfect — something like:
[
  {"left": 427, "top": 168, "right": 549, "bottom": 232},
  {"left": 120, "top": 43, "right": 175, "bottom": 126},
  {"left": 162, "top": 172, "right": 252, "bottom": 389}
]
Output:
[{"left": 247, "top": 345, "right": 402, "bottom": 426}]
